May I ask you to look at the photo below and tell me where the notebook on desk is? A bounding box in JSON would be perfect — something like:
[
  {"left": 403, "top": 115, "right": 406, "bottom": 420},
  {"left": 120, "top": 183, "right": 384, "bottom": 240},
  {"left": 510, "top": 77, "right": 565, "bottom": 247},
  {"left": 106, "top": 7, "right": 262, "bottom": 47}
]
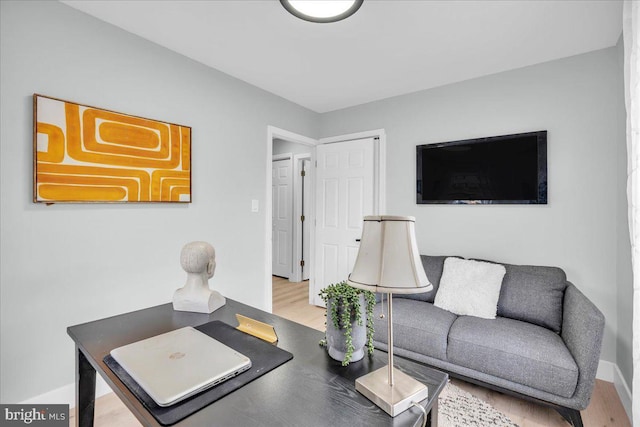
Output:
[{"left": 110, "top": 326, "right": 251, "bottom": 407}]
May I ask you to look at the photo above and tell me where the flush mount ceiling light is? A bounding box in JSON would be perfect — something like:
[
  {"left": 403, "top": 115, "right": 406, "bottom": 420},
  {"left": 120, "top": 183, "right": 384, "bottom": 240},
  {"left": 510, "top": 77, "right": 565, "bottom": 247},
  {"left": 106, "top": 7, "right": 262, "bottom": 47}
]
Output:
[{"left": 280, "top": 0, "right": 364, "bottom": 23}]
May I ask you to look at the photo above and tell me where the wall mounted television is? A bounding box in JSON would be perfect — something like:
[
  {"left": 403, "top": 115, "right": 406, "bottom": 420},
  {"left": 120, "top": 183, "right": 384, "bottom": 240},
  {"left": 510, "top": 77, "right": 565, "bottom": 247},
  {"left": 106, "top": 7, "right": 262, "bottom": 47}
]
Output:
[{"left": 417, "top": 131, "right": 547, "bottom": 204}]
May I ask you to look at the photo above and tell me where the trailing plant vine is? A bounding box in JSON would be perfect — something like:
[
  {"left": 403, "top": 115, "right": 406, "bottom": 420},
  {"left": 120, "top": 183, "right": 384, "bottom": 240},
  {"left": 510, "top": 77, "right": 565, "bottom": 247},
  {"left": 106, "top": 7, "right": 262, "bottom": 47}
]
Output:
[{"left": 319, "top": 281, "right": 376, "bottom": 366}]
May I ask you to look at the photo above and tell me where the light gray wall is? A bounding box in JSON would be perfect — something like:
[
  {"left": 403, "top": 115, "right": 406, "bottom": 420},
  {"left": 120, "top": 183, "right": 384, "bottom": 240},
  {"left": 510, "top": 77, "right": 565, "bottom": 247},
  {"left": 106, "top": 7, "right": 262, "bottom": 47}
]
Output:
[
  {"left": 1, "top": 0, "right": 633, "bottom": 404},
  {"left": 273, "top": 138, "right": 313, "bottom": 157},
  {"left": 0, "top": 1, "right": 318, "bottom": 402},
  {"left": 615, "top": 36, "right": 634, "bottom": 388},
  {"left": 320, "top": 47, "right": 626, "bottom": 367}
]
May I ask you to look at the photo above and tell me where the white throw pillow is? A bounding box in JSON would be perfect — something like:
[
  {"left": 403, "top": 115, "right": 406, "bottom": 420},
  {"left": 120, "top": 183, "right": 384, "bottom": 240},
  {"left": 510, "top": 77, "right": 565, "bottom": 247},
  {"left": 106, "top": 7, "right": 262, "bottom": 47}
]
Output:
[{"left": 434, "top": 258, "right": 506, "bottom": 319}]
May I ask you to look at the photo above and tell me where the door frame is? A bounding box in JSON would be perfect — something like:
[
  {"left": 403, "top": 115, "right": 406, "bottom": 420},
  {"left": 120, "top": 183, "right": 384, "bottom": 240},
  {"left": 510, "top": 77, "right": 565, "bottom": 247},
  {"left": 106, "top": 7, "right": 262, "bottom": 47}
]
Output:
[
  {"left": 265, "top": 126, "right": 386, "bottom": 312},
  {"left": 292, "top": 153, "right": 312, "bottom": 284}
]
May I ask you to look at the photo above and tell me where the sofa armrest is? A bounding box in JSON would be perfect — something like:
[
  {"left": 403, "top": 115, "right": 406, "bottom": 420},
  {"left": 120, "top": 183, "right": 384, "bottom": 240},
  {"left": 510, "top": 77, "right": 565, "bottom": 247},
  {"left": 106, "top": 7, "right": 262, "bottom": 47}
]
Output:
[{"left": 560, "top": 282, "right": 605, "bottom": 409}]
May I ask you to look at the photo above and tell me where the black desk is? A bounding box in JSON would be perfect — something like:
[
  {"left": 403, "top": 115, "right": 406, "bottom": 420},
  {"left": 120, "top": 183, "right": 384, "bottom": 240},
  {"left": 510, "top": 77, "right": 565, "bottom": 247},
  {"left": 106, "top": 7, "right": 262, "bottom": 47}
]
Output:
[{"left": 67, "top": 299, "right": 448, "bottom": 427}]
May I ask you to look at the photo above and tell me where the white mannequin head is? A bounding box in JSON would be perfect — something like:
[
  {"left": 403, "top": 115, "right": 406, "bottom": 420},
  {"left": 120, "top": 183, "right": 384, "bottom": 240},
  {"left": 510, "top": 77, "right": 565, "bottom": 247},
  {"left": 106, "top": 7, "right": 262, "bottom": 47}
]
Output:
[
  {"left": 180, "top": 241, "right": 216, "bottom": 279},
  {"left": 173, "top": 241, "right": 225, "bottom": 314}
]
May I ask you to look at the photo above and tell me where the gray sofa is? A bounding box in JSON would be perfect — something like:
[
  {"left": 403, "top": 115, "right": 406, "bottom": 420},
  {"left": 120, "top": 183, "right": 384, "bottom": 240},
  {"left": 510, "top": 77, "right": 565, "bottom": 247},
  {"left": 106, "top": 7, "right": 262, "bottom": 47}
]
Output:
[{"left": 372, "top": 255, "right": 604, "bottom": 427}]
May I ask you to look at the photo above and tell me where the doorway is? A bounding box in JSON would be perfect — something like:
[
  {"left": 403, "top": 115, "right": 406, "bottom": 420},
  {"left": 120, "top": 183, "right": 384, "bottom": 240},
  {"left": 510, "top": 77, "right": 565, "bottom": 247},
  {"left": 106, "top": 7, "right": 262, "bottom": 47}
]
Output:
[
  {"left": 266, "top": 127, "right": 317, "bottom": 312},
  {"left": 265, "top": 127, "right": 386, "bottom": 312}
]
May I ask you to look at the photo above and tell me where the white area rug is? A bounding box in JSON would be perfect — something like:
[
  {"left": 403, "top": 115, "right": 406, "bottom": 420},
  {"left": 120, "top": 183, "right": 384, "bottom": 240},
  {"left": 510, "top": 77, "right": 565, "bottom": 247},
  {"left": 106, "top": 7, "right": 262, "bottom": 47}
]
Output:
[{"left": 438, "top": 382, "right": 519, "bottom": 427}]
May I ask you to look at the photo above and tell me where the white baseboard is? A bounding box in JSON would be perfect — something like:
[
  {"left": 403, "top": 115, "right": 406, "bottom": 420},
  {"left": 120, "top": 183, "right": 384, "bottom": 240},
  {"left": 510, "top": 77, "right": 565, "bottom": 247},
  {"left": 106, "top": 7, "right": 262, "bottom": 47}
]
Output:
[
  {"left": 613, "top": 366, "right": 633, "bottom": 424},
  {"left": 19, "top": 376, "right": 112, "bottom": 408},
  {"left": 596, "top": 360, "right": 632, "bottom": 423},
  {"left": 596, "top": 359, "right": 616, "bottom": 381}
]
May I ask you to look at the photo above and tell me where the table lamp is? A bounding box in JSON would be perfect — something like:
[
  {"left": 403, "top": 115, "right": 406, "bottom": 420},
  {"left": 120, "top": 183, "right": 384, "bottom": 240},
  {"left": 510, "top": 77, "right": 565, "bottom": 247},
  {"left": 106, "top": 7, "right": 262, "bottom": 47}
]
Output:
[{"left": 347, "top": 215, "right": 433, "bottom": 417}]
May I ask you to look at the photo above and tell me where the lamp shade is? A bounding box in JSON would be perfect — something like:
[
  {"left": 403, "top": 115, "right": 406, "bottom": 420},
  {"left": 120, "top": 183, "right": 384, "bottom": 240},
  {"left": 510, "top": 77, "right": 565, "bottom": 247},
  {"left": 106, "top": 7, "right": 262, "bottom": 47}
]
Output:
[{"left": 347, "top": 216, "right": 432, "bottom": 294}]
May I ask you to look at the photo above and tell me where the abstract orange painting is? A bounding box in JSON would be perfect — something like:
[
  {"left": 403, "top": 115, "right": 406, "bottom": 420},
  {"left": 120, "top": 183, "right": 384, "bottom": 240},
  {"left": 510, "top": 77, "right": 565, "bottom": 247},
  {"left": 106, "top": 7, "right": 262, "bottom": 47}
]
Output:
[{"left": 33, "top": 94, "right": 191, "bottom": 203}]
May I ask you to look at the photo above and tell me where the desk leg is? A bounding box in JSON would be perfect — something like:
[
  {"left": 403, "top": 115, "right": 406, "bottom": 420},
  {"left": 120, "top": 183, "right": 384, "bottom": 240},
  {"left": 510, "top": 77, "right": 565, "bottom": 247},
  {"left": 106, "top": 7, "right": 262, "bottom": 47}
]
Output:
[
  {"left": 427, "top": 398, "right": 438, "bottom": 427},
  {"left": 76, "top": 346, "right": 96, "bottom": 427}
]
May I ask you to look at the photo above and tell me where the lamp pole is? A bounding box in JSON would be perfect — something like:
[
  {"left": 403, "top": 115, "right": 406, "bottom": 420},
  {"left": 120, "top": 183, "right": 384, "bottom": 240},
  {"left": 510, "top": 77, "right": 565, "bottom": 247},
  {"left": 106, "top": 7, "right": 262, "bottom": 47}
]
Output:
[{"left": 387, "top": 293, "right": 394, "bottom": 387}]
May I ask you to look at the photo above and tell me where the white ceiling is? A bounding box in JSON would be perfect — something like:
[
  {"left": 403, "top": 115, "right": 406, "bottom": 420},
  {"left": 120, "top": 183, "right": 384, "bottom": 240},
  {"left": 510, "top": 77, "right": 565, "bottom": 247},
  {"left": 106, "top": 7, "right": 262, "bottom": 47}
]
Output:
[{"left": 60, "top": 0, "right": 623, "bottom": 113}]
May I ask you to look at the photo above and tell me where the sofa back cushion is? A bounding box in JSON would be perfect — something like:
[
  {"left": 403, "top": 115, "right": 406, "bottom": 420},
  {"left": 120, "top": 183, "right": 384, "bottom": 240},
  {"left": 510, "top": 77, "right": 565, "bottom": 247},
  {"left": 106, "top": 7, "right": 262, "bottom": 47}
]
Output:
[
  {"left": 398, "top": 255, "right": 567, "bottom": 333},
  {"left": 496, "top": 263, "right": 567, "bottom": 333},
  {"left": 395, "top": 255, "right": 449, "bottom": 303}
]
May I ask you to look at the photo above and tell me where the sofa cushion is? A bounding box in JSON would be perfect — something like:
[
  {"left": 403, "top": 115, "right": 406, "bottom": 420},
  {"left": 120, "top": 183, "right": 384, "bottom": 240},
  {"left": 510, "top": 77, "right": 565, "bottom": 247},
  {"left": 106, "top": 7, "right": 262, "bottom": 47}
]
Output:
[
  {"left": 447, "top": 316, "right": 578, "bottom": 398},
  {"left": 497, "top": 263, "right": 567, "bottom": 333},
  {"left": 395, "top": 255, "right": 451, "bottom": 304},
  {"left": 434, "top": 258, "right": 506, "bottom": 319},
  {"left": 373, "top": 299, "right": 457, "bottom": 361}
]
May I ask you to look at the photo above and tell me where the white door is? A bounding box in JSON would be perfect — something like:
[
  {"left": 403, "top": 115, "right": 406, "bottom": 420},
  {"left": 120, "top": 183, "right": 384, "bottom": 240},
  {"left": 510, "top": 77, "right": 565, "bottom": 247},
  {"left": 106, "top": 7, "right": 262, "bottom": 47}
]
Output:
[
  {"left": 314, "top": 138, "right": 375, "bottom": 306},
  {"left": 272, "top": 158, "right": 293, "bottom": 278}
]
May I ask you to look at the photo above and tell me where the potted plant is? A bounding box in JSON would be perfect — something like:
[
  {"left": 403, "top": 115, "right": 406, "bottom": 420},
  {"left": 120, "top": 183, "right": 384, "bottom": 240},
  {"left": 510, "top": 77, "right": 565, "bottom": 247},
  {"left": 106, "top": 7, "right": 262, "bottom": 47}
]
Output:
[{"left": 319, "top": 281, "right": 376, "bottom": 366}]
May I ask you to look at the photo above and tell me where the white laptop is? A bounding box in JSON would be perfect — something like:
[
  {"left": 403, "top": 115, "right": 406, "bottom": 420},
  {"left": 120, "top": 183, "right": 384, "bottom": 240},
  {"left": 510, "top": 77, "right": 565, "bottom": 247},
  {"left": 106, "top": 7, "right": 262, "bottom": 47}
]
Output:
[{"left": 110, "top": 326, "right": 252, "bottom": 407}]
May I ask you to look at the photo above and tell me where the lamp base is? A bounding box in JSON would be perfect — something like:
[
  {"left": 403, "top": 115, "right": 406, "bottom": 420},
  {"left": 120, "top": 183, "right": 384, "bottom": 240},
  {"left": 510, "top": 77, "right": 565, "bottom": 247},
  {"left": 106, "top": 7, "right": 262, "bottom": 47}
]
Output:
[{"left": 355, "top": 366, "right": 429, "bottom": 417}]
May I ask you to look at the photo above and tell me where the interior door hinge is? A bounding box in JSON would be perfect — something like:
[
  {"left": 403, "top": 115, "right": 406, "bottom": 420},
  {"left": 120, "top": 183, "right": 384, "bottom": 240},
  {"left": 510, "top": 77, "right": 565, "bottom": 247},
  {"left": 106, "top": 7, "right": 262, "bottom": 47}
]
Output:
[
  {"left": 301, "top": 170, "right": 306, "bottom": 177},
  {"left": 300, "top": 215, "right": 305, "bottom": 222},
  {"left": 300, "top": 260, "right": 305, "bottom": 267}
]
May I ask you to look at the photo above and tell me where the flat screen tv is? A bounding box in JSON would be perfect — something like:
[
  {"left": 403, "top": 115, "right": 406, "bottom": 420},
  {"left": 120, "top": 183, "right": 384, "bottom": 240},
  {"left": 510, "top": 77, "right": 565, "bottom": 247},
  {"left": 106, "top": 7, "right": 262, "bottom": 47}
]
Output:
[{"left": 417, "top": 131, "right": 547, "bottom": 204}]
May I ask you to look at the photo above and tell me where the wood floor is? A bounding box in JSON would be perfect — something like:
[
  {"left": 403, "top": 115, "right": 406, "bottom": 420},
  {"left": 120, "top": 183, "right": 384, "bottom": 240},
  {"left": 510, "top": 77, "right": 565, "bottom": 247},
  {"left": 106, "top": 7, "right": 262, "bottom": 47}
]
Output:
[
  {"left": 69, "top": 277, "right": 630, "bottom": 427},
  {"left": 271, "top": 276, "right": 326, "bottom": 331}
]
